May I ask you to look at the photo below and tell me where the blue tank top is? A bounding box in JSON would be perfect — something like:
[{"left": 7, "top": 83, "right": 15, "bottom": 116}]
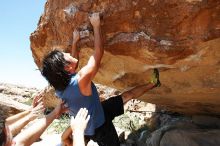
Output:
[{"left": 55, "top": 74, "right": 105, "bottom": 136}]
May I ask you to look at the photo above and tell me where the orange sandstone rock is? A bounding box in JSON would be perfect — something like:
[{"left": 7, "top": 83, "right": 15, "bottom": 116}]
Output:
[{"left": 30, "top": 0, "right": 220, "bottom": 115}]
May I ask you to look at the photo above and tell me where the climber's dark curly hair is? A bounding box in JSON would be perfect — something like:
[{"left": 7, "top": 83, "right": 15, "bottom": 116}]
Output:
[{"left": 41, "top": 50, "right": 71, "bottom": 91}]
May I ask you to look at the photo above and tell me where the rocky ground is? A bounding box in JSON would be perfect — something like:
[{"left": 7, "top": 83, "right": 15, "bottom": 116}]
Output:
[
  {"left": 0, "top": 82, "right": 39, "bottom": 104},
  {"left": 1, "top": 83, "right": 220, "bottom": 146},
  {"left": 0, "top": 83, "right": 40, "bottom": 116}
]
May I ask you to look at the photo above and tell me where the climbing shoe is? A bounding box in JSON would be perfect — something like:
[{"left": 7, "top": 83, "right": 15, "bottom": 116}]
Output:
[{"left": 150, "top": 68, "right": 161, "bottom": 87}]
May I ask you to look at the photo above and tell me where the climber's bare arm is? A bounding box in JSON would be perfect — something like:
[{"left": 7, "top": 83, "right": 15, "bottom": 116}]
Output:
[
  {"left": 71, "top": 30, "right": 80, "bottom": 60},
  {"left": 78, "top": 13, "right": 103, "bottom": 92}
]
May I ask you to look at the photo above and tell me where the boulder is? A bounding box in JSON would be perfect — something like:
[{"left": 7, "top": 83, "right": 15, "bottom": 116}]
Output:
[
  {"left": 145, "top": 121, "right": 220, "bottom": 146},
  {"left": 30, "top": 0, "right": 220, "bottom": 115},
  {"left": 160, "top": 129, "right": 220, "bottom": 146}
]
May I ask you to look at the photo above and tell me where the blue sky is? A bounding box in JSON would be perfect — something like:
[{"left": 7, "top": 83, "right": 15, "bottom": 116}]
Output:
[{"left": 0, "top": 0, "right": 48, "bottom": 89}]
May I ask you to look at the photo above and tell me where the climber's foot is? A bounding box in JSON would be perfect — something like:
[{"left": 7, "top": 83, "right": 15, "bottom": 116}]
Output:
[{"left": 150, "top": 68, "right": 161, "bottom": 87}]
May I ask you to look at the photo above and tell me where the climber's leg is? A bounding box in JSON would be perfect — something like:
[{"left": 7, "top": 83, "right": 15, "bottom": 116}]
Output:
[{"left": 121, "top": 68, "right": 161, "bottom": 104}]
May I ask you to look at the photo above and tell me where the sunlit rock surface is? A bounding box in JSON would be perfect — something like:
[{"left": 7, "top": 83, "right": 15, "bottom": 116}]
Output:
[{"left": 30, "top": 0, "right": 220, "bottom": 115}]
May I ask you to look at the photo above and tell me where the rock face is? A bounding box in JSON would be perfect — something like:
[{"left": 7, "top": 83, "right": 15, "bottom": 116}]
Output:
[{"left": 30, "top": 0, "right": 220, "bottom": 115}]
